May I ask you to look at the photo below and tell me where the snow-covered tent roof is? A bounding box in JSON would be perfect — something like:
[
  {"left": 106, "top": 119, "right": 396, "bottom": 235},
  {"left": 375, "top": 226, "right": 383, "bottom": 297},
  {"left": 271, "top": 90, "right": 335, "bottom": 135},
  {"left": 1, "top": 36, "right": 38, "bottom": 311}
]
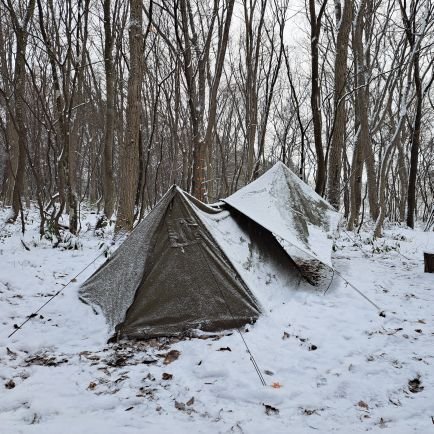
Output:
[
  {"left": 80, "top": 186, "right": 302, "bottom": 339},
  {"left": 223, "top": 162, "right": 341, "bottom": 267},
  {"left": 79, "top": 164, "right": 340, "bottom": 339}
]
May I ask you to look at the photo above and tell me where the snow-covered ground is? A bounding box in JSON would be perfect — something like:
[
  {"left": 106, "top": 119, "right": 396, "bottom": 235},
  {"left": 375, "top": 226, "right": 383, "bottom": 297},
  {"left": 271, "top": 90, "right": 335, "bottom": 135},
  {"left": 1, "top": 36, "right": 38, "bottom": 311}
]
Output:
[{"left": 1, "top": 208, "right": 433, "bottom": 434}]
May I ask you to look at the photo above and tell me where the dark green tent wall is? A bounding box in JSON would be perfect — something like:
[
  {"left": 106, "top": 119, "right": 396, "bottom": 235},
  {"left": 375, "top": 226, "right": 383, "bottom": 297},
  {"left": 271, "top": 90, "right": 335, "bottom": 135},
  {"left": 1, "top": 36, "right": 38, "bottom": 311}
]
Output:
[
  {"left": 79, "top": 186, "right": 261, "bottom": 339},
  {"left": 80, "top": 163, "right": 339, "bottom": 340}
]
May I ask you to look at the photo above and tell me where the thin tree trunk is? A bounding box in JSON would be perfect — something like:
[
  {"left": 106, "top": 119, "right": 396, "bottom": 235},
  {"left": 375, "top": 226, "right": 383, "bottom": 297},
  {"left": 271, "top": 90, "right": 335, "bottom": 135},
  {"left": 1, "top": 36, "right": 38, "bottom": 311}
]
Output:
[
  {"left": 6, "top": 0, "right": 36, "bottom": 224},
  {"left": 103, "top": 0, "right": 115, "bottom": 219},
  {"left": 116, "top": 0, "right": 143, "bottom": 232},
  {"left": 309, "top": 0, "right": 327, "bottom": 194},
  {"left": 326, "top": 0, "right": 353, "bottom": 209},
  {"left": 407, "top": 50, "right": 422, "bottom": 228}
]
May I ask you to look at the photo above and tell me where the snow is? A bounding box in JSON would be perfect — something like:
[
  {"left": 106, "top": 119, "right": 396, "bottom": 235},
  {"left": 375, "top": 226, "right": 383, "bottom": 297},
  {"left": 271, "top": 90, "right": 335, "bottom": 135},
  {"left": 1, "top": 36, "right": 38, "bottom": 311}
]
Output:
[
  {"left": 192, "top": 203, "right": 301, "bottom": 311},
  {"left": 1, "top": 208, "right": 434, "bottom": 433},
  {"left": 223, "top": 162, "right": 341, "bottom": 267}
]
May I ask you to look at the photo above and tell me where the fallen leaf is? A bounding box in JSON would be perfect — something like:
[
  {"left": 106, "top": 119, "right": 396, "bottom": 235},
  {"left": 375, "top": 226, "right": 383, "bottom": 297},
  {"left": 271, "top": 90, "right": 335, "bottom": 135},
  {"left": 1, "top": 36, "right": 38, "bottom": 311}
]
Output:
[
  {"left": 107, "top": 355, "right": 130, "bottom": 367},
  {"left": 408, "top": 377, "right": 424, "bottom": 393},
  {"left": 163, "top": 350, "right": 181, "bottom": 365},
  {"left": 114, "top": 375, "right": 129, "bottom": 383},
  {"left": 87, "top": 382, "right": 97, "bottom": 390},
  {"left": 79, "top": 351, "right": 100, "bottom": 361},
  {"left": 162, "top": 373, "right": 173, "bottom": 380},
  {"left": 303, "top": 409, "right": 317, "bottom": 416},
  {"left": 175, "top": 401, "right": 185, "bottom": 411},
  {"left": 5, "top": 379, "right": 15, "bottom": 389},
  {"left": 271, "top": 382, "right": 282, "bottom": 389},
  {"left": 186, "top": 397, "right": 194, "bottom": 406},
  {"left": 25, "top": 354, "right": 68, "bottom": 367},
  {"left": 358, "top": 400, "right": 369, "bottom": 410},
  {"left": 263, "top": 403, "right": 279, "bottom": 415}
]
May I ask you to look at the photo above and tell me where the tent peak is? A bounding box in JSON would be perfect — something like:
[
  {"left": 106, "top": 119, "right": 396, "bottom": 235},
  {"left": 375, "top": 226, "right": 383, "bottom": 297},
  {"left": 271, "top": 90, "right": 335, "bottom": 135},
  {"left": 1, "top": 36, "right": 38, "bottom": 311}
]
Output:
[{"left": 223, "top": 161, "right": 341, "bottom": 267}]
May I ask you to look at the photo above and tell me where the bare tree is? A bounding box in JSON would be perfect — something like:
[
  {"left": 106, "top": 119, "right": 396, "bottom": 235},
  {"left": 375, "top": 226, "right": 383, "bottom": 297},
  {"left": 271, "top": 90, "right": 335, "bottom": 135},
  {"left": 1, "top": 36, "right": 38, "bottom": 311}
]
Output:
[
  {"left": 116, "top": 0, "right": 143, "bottom": 232},
  {"left": 326, "top": 0, "right": 353, "bottom": 209},
  {"left": 3, "top": 0, "right": 35, "bottom": 224},
  {"left": 399, "top": 0, "right": 433, "bottom": 228},
  {"left": 102, "top": 0, "right": 117, "bottom": 220},
  {"left": 309, "top": 0, "right": 327, "bottom": 194}
]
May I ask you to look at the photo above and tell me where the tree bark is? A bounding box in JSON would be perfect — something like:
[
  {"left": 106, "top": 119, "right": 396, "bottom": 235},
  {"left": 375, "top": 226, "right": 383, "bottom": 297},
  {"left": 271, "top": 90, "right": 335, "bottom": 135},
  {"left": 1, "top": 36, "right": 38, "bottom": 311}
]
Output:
[
  {"left": 244, "top": 0, "right": 267, "bottom": 180},
  {"left": 309, "top": 0, "right": 327, "bottom": 194},
  {"left": 406, "top": 50, "right": 422, "bottom": 228},
  {"left": 103, "top": 0, "right": 115, "bottom": 219},
  {"left": 116, "top": 0, "right": 143, "bottom": 232},
  {"left": 348, "top": 0, "right": 379, "bottom": 228},
  {"left": 399, "top": 0, "right": 427, "bottom": 228},
  {"left": 6, "top": 0, "right": 35, "bottom": 224},
  {"left": 326, "top": 0, "right": 353, "bottom": 209}
]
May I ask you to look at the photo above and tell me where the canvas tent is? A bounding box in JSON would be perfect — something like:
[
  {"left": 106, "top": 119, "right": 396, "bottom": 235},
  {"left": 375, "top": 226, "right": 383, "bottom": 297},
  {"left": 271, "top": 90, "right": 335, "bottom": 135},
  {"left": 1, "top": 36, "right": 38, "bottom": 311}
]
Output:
[
  {"left": 223, "top": 162, "right": 340, "bottom": 267},
  {"left": 79, "top": 162, "right": 340, "bottom": 340}
]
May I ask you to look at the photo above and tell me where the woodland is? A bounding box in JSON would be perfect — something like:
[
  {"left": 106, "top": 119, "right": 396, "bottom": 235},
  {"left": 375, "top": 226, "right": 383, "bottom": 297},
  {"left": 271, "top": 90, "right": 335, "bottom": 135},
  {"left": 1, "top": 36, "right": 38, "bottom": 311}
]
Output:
[
  {"left": 2, "top": 2, "right": 434, "bottom": 432},
  {"left": 1, "top": 0, "right": 434, "bottom": 236}
]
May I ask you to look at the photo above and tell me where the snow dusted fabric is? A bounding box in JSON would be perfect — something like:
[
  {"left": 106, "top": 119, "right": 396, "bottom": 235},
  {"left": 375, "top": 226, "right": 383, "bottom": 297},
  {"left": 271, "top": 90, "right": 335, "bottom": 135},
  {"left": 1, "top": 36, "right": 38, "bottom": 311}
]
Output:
[
  {"left": 79, "top": 187, "right": 261, "bottom": 339},
  {"left": 79, "top": 188, "right": 175, "bottom": 329},
  {"left": 223, "top": 162, "right": 341, "bottom": 268},
  {"left": 193, "top": 203, "right": 302, "bottom": 310},
  {"left": 79, "top": 164, "right": 338, "bottom": 339}
]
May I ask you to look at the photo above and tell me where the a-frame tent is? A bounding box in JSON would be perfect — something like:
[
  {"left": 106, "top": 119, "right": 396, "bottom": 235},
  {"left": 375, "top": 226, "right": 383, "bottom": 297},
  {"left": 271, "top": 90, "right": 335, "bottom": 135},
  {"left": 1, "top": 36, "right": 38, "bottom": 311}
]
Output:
[
  {"left": 223, "top": 162, "right": 341, "bottom": 268},
  {"left": 79, "top": 163, "right": 339, "bottom": 339},
  {"left": 79, "top": 186, "right": 266, "bottom": 339}
]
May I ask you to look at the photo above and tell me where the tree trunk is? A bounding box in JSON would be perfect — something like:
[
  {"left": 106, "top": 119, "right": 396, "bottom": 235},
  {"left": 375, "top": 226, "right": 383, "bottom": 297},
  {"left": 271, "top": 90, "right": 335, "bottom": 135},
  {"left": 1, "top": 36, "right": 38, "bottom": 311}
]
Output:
[
  {"left": 4, "top": 117, "right": 18, "bottom": 206},
  {"left": 326, "top": 0, "right": 353, "bottom": 209},
  {"left": 396, "top": 140, "right": 408, "bottom": 222},
  {"left": 309, "top": 0, "right": 327, "bottom": 194},
  {"left": 244, "top": 0, "right": 266, "bottom": 181},
  {"left": 103, "top": 0, "right": 115, "bottom": 219},
  {"left": 406, "top": 50, "right": 422, "bottom": 228},
  {"left": 348, "top": 0, "right": 378, "bottom": 229},
  {"left": 6, "top": 0, "right": 36, "bottom": 224},
  {"left": 116, "top": 0, "right": 143, "bottom": 232}
]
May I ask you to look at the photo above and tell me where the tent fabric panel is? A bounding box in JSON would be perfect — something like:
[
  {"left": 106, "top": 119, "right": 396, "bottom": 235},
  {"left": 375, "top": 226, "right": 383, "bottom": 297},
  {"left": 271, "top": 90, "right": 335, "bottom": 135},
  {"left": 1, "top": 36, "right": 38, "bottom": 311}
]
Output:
[
  {"left": 117, "top": 193, "right": 261, "bottom": 339},
  {"left": 194, "top": 204, "right": 303, "bottom": 308},
  {"left": 78, "top": 188, "right": 176, "bottom": 327},
  {"left": 223, "top": 162, "right": 341, "bottom": 267}
]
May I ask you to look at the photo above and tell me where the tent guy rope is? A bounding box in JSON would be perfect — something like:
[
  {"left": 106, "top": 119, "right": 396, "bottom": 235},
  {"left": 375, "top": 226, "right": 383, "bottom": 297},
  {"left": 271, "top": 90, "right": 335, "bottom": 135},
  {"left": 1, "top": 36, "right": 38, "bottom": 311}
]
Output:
[
  {"left": 7, "top": 236, "right": 126, "bottom": 339},
  {"left": 197, "top": 240, "right": 267, "bottom": 386}
]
